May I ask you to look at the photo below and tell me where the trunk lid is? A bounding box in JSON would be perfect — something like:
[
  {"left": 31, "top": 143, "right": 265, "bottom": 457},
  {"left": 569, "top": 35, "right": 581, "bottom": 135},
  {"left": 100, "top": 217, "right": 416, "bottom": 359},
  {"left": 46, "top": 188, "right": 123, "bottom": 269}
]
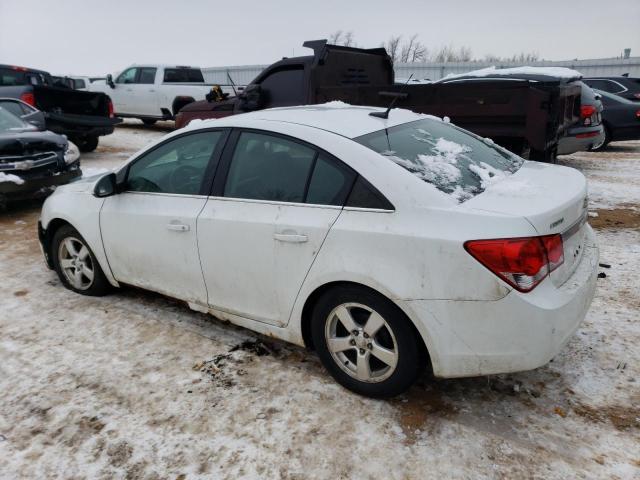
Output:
[{"left": 464, "top": 161, "right": 589, "bottom": 286}]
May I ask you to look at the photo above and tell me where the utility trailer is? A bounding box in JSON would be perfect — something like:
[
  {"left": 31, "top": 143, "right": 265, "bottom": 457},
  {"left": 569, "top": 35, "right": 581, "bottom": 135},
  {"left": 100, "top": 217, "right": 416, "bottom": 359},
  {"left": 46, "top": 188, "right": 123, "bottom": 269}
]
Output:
[{"left": 176, "top": 40, "right": 582, "bottom": 161}]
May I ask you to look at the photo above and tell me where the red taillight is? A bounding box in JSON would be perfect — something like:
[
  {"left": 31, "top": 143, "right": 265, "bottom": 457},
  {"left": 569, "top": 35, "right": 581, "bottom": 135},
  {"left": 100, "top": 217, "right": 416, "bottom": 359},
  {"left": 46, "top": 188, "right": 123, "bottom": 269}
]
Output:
[
  {"left": 464, "top": 234, "right": 564, "bottom": 293},
  {"left": 576, "top": 132, "right": 599, "bottom": 139},
  {"left": 20, "top": 92, "right": 35, "bottom": 107},
  {"left": 580, "top": 105, "right": 596, "bottom": 118},
  {"left": 541, "top": 234, "right": 564, "bottom": 272},
  {"left": 107, "top": 98, "right": 114, "bottom": 118},
  {"left": 636, "top": 110, "right": 640, "bottom": 119}
]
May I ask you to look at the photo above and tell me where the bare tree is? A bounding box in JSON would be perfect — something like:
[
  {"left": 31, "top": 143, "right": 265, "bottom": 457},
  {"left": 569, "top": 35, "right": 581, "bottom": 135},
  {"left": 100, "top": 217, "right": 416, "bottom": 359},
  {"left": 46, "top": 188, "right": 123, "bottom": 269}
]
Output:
[
  {"left": 384, "top": 35, "right": 402, "bottom": 64},
  {"left": 343, "top": 31, "right": 355, "bottom": 47},
  {"left": 329, "top": 30, "right": 343, "bottom": 45},
  {"left": 411, "top": 42, "right": 427, "bottom": 62}
]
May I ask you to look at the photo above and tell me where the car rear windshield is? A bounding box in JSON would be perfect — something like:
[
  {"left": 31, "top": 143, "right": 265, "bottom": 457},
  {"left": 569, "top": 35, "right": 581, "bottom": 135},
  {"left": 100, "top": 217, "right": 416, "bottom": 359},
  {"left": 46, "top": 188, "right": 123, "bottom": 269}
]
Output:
[
  {"left": 163, "top": 68, "right": 204, "bottom": 83},
  {"left": 354, "top": 118, "right": 524, "bottom": 202}
]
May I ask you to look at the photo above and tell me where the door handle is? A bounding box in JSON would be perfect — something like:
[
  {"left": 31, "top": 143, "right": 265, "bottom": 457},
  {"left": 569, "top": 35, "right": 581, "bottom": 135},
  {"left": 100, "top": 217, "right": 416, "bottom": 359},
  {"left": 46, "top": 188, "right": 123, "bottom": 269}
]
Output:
[
  {"left": 273, "top": 233, "right": 308, "bottom": 243},
  {"left": 167, "top": 223, "right": 190, "bottom": 232}
]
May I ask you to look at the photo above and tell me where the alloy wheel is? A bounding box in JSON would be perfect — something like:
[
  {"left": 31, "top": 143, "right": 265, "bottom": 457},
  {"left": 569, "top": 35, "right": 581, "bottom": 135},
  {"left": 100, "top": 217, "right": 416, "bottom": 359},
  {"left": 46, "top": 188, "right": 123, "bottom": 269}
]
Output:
[
  {"left": 58, "top": 237, "right": 95, "bottom": 290},
  {"left": 324, "top": 302, "right": 399, "bottom": 383}
]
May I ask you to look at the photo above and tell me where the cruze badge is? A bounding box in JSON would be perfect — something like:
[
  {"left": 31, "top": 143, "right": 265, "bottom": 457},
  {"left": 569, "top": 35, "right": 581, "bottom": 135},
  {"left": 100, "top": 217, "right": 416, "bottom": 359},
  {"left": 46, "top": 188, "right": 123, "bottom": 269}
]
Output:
[{"left": 550, "top": 218, "right": 564, "bottom": 229}]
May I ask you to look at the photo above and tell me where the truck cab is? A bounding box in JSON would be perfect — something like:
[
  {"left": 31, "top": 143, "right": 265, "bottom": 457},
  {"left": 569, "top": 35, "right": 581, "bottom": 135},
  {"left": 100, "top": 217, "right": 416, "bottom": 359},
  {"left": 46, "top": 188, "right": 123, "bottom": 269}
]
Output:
[{"left": 92, "top": 65, "right": 227, "bottom": 124}]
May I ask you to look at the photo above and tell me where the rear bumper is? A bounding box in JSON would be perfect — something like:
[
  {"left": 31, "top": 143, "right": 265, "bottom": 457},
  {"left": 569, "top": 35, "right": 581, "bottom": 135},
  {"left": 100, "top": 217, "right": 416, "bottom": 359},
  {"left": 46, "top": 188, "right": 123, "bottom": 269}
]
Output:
[
  {"left": 45, "top": 113, "right": 121, "bottom": 138},
  {"left": 0, "top": 165, "right": 81, "bottom": 199},
  {"left": 400, "top": 226, "right": 599, "bottom": 378},
  {"left": 557, "top": 125, "right": 604, "bottom": 155}
]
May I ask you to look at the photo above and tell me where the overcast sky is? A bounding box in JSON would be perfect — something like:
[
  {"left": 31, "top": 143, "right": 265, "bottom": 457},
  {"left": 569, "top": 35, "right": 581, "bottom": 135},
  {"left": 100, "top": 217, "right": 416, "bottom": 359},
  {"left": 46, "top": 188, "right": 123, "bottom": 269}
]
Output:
[{"left": 1, "top": 0, "right": 638, "bottom": 76}]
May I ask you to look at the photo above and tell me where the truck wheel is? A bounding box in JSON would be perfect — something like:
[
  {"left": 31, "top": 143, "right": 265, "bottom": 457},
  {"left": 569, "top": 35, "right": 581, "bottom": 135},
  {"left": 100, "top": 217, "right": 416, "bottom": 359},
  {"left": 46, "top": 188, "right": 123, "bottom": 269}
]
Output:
[
  {"left": 529, "top": 146, "right": 557, "bottom": 163},
  {"left": 76, "top": 136, "right": 99, "bottom": 153},
  {"left": 142, "top": 119, "right": 157, "bottom": 126}
]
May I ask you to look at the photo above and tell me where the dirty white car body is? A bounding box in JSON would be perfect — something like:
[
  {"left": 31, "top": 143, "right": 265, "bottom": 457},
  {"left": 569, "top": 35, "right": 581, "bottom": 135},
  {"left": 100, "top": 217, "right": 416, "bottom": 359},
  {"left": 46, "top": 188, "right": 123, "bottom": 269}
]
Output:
[{"left": 38, "top": 104, "right": 599, "bottom": 396}]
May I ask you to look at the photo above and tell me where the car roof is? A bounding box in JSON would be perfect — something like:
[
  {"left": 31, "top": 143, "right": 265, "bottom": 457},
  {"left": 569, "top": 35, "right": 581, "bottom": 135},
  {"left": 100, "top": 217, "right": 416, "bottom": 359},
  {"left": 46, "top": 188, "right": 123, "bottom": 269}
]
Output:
[
  {"left": 593, "top": 89, "right": 636, "bottom": 104},
  {"left": 188, "top": 103, "right": 437, "bottom": 139}
]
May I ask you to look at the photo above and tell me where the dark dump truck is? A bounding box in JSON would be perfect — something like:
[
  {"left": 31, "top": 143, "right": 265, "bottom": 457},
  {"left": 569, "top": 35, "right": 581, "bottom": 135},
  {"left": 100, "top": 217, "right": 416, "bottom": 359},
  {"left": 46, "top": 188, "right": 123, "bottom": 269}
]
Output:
[
  {"left": 0, "top": 64, "right": 121, "bottom": 152},
  {"left": 176, "top": 40, "right": 581, "bottom": 161}
]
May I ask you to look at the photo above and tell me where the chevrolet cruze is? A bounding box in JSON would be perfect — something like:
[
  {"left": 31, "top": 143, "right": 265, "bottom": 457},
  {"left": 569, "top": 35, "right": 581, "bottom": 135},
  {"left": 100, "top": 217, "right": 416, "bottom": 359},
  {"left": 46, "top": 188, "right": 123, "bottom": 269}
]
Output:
[{"left": 38, "top": 104, "right": 598, "bottom": 397}]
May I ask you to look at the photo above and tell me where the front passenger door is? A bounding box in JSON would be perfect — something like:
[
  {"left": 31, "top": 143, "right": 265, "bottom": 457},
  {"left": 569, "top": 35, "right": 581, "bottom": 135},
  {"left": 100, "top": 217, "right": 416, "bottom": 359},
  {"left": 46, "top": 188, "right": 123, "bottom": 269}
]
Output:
[{"left": 100, "top": 129, "right": 227, "bottom": 303}]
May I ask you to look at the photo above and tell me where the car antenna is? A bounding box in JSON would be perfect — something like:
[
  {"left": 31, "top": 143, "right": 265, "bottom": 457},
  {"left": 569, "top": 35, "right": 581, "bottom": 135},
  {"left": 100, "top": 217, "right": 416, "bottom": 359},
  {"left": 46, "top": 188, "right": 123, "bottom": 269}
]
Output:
[
  {"left": 226, "top": 70, "right": 237, "bottom": 96},
  {"left": 369, "top": 74, "right": 413, "bottom": 119}
]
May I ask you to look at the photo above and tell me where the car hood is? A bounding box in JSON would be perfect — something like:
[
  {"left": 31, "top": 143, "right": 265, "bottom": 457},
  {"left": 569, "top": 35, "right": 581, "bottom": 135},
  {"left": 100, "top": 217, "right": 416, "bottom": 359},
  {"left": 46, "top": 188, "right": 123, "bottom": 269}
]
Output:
[{"left": 0, "top": 130, "right": 66, "bottom": 159}]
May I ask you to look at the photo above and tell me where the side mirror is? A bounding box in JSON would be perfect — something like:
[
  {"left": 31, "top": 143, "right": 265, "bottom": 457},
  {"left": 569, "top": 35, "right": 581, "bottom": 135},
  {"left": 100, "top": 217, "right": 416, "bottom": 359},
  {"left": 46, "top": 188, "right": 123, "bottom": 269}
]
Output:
[
  {"left": 106, "top": 74, "right": 115, "bottom": 89},
  {"left": 93, "top": 172, "right": 117, "bottom": 197},
  {"left": 238, "top": 84, "right": 263, "bottom": 111}
]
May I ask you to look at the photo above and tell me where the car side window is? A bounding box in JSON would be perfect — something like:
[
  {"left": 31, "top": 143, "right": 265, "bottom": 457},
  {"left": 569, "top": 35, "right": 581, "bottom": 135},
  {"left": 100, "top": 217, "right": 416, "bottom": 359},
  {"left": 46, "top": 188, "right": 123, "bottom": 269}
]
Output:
[
  {"left": 138, "top": 68, "right": 157, "bottom": 84},
  {"left": 116, "top": 68, "right": 138, "bottom": 84},
  {"left": 74, "top": 79, "right": 86, "bottom": 89},
  {"left": 126, "top": 131, "right": 222, "bottom": 195},
  {"left": 224, "top": 132, "right": 316, "bottom": 203},
  {"left": 346, "top": 176, "right": 394, "bottom": 210},
  {"left": 0, "top": 101, "right": 24, "bottom": 117},
  {"left": 306, "top": 154, "right": 356, "bottom": 206}
]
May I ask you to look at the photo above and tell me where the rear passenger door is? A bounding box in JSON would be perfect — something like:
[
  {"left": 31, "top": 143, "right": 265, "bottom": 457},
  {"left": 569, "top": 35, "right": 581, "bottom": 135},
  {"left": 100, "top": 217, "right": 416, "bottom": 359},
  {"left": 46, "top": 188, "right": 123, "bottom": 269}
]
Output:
[{"left": 197, "top": 130, "right": 356, "bottom": 326}]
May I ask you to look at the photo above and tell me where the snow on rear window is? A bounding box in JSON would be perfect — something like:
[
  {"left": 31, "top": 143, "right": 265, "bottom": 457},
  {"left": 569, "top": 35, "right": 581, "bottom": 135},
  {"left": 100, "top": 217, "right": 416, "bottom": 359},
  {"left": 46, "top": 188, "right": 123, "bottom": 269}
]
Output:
[{"left": 355, "top": 118, "right": 524, "bottom": 202}]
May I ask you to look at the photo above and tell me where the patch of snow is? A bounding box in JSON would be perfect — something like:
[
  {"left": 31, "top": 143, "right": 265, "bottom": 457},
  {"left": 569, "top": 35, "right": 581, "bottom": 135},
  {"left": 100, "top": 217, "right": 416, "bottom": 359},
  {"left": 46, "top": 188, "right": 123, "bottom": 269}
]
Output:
[
  {"left": 0, "top": 173, "right": 25, "bottom": 185},
  {"left": 442, "top": 66, "right": 582, "bottom": 81},
  {"left": 81, "top": 168, "right": 110, "bottom": 178},
  {"left": 468, "top": 161, "right": 509, "bottom": 189}
]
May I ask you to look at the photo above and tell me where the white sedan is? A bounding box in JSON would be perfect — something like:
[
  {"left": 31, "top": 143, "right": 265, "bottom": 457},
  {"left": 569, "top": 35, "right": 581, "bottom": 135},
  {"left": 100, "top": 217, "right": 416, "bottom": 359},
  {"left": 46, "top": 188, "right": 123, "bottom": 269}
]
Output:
[{"left": 38, "top": 104, "right": 599, "bottom": 397}]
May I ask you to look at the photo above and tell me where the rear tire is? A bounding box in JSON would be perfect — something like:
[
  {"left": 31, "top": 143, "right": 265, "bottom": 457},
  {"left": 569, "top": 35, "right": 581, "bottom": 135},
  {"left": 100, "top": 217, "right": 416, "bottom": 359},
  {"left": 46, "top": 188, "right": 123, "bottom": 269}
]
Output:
[
  {"left": 75, "top": 136, "right": 99, "bottom": 152},
  {"left": 311, "top": 285, "right": 424, "bottom": 398},
  {"left": 51, "top": 225, "right": 111, "bottom": 296},
  {"left": 590, "top": 127, "right": 610, "bottom": 152}
]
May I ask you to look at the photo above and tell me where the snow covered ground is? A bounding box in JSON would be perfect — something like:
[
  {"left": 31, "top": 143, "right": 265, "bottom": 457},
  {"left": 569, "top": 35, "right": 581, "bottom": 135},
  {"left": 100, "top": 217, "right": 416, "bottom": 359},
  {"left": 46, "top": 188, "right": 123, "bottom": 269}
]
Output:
[{"left": 0, "top": 123, "right": 638, "bottom": 479}]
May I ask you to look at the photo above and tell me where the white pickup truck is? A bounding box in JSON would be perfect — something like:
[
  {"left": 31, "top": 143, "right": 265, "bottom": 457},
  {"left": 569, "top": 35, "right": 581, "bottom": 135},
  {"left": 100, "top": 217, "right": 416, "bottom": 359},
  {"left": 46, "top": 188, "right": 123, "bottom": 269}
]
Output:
[{"left": 91, "top": 65, "right": 231, "bottom": 125}]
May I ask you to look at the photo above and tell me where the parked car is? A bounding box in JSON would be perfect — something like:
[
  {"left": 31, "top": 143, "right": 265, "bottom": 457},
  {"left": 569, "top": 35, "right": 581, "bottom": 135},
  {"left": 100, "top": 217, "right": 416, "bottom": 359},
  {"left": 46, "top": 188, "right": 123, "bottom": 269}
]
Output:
[
  {"left": 0, "top": 64, "right": 120, "bottom": 152},
  {"left": 583, "top": 76, "right": 640, "bottom": 102},
  {"left": 90, "top": 65, "right": 234, "bottom": 125},
  {"left": 39, "top": 105, "right": 598, "bottom": 397},
  {"left": 590, "top": 89, "right": 640, "bottom": 149},
  {"left": 0, "top": 97, "right": 46, "bottom": 130},
  {"left": 0, "top": 106, "right": 80, "bottom": 207},
  {"left": 176, "top": 40, "right": 582, "bottom": 162},
  {"left": 557, "top": 82, "right": 605, "bottom": 155}
]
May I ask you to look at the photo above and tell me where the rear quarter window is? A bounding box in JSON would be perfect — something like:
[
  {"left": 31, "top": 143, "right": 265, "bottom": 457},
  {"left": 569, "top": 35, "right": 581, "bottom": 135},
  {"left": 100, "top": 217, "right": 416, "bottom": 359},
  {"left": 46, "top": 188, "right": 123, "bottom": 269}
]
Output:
[
  {"left": 164, "top": 69, "right": 204, "bottom": 83},
  {"left": 0, "top": 68, "right": 26, "bottom": 86},
  {"left": 355, "top": 118, "right": 524, "bottom": 202}
]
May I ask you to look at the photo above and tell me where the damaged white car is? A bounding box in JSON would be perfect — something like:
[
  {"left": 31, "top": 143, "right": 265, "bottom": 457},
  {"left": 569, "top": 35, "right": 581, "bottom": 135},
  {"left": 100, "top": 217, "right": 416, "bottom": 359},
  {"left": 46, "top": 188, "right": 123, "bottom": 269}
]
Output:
[{"left": 38, "top": 104, "right": 599, "bottom": 397}]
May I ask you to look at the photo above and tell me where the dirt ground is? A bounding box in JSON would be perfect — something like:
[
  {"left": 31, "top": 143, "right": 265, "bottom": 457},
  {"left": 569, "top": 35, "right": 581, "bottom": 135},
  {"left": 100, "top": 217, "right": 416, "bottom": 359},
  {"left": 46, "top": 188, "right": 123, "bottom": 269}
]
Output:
[{"left": 0, "top": 123, "right": 638, "bottom": 479}]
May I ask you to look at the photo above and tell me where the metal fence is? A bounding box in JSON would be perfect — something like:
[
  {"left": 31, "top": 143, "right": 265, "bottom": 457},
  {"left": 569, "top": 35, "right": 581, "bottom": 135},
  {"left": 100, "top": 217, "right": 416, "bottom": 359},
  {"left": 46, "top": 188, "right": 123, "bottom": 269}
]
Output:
[{"left": 203, "top": 57, "right": 640, "bottom": 85}]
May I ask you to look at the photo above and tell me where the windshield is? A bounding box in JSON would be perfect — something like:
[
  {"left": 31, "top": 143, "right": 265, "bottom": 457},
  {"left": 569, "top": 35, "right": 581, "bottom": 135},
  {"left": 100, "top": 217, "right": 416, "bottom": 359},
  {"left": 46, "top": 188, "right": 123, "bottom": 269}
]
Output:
[
  {"left": 0, "top": 107, "right": 31, "bottom": 133},
  {"left": 355, "top": 118, "right": 524, "bottom": 202}
]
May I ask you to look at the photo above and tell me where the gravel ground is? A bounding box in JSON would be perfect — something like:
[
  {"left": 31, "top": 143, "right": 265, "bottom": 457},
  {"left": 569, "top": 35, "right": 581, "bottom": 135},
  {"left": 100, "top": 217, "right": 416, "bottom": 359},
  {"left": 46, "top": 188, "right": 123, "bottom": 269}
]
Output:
[{"left": 0, "top": 122, "right": 638, "bottom": 479}]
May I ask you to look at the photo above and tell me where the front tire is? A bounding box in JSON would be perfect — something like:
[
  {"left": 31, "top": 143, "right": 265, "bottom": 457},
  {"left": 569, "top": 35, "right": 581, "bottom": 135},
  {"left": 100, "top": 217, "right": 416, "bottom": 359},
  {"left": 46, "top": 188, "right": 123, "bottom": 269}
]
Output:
[
  {"left": 52, "top": 225, "right": 111, "bottom": 296},
  {"left": 311, "top": 286, "right": 424, "bottom": 398}
]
